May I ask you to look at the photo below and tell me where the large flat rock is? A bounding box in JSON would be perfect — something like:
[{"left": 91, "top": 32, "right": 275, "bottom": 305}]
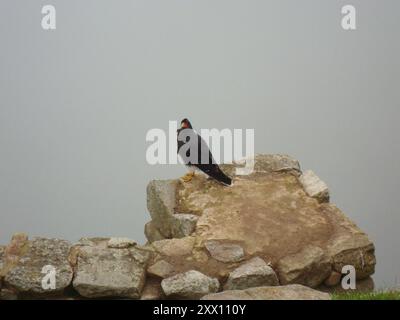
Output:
[{"left": 146, "top": 154, "right": 376, "bottom": 289}]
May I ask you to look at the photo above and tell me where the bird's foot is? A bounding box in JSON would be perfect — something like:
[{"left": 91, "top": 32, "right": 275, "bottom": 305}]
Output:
[{"left": 181, "top": 172, "right": 195, "bottom": 182}]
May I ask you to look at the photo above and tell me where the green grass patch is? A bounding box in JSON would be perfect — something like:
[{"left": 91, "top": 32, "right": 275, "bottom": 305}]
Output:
[{"left": 333, "top": 290, "right": 400, "bottom": 300}]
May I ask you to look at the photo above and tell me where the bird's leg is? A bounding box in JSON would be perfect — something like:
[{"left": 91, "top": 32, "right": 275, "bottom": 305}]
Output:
[{"left": 181, "top": 171, "right": 195, "bottom": 182}]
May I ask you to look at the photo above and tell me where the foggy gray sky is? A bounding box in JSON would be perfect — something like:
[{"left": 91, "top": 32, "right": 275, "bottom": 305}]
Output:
[{"left": 0, "top": 1, "right": 399, "bottom": 288}]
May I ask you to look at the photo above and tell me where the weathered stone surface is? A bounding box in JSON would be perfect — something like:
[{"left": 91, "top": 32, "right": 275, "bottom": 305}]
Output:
[
  {"left": 147, "top": 180, "right": 178, "bottom": 238},
  {"left": 276, "top": 245, "right": 331, "bottom": 288},
  {"left": 140, "top": 277, "right": 163, "bottom": 300},
  {"left": 1, "top": 233, "right": 29, "bottom": 286},
  {"left": 299, "top": 170, "right": 329, "bottom": 203},
  {"left": 144, "top": 221, "right": 165, "bottom": 243},
  {"left": 202, "top": 284, "right": 331, "bottom": 300},
  {"left": 327, "top": 232, "right": 376, "bottom": 280},
  {"left": 107, "top": 237, "right": 137, "bottom": 249},
  {"left": 2, "top": 236, "right": 73, "bottom": 297},
  {"left": 146, "top": 154, "right": 375, "bottom": 288},
  {"left": 147, "top": 180, "right": 200, "bottom": 240},
  {"left": 72, "top": 243, "right": 150, "bottom": 299},
  {"left": 147, "top": 260, "right": 175, "bottom": 278},
  {"left": 161, "top": 270, "right": 219, "bottom": 299},
  {"left": 151, "top": 237, "right": 195, "bottom": 257},
  {"left": 324, "top": 271, "right": 342, "bottom": 287},
  {"left": 170, "top": 214, "right": 198, "bottom": 238},
  {"left": 224, "top": 257, "right": 279, "bottom": 290},
  {"left": 177, "top": 168, "right": 332, "bottom": 259},
  {"left": 204, "top": 240, "right": 244, "bottom": 263}
]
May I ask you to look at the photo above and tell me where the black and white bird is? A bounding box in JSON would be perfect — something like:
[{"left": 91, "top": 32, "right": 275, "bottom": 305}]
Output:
[{"left": 177, "top": 118, "right": 232, "bottom": 186}]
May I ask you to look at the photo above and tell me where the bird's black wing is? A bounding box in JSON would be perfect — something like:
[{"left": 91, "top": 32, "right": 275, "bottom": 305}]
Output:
[
  {"left": 194, "top": 133, "right": 232, "bottom": 186},
  {"left": 177, "top": 127, "right": 232, "bottom": 185}
]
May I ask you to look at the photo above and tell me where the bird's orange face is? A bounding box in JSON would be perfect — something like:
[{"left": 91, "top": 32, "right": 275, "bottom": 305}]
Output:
[{"left": 181, "top": 119, "right": 190, "bottom": 129}]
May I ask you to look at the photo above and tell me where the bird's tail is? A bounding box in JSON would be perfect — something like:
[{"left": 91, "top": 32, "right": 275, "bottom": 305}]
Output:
[
  {"left": 219, "top": 172, "right": 232, "bottom": 186},
  {"left": 211, "top": 166, "right": 232, "bottom": 186}
]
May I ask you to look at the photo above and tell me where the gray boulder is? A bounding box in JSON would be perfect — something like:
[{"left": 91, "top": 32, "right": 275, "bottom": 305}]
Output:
[
  {"left": 3, "top": 236, "right": 73, "bottom": 297},
  {"left": 147, "top": 180, "right": 198, "bottom": 240},
  {"left": 72, "top": 241, "right": 150, "bottom": 299},
  {"left": 147, "top": 180, "right": 178, "bottom": 239},
  {"left": 299, "top": 170, "right": 329, "bottom": 203},
  {"left": 276, "top": 245, "right": 332, "bottom": 288},
  {"left": 327, "top": 232, "right": 376, "bottom": 280},
  {"left": 161, "top": 270, "right": 219, "bottom": 299},
  {"left": 224, "top": 257, "right": 279, "bottom": 290}
]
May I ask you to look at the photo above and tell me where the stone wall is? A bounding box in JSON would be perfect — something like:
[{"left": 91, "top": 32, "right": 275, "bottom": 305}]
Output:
[{"left": 0, "top": 155, "right": 375, "bottom": 300}]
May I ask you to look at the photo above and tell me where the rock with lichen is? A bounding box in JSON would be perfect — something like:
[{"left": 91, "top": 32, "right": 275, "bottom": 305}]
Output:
[
  {"left": 145, "top": 154, "right": 376, "bottom": 290},
  {"left": 161, "top": 270, "right": 219, "bottom": 299},
  {"left": 1, "top": 234, "right": 73, "bottom": 298},
  {"left": 72, "top": 238, "right": 150, "bottom": 299}
]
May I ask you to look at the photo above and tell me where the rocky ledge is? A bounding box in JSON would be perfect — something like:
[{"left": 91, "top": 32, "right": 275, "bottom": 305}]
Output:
[{"left": 0, "top": 154, "right": 375, "bottom": 300}]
